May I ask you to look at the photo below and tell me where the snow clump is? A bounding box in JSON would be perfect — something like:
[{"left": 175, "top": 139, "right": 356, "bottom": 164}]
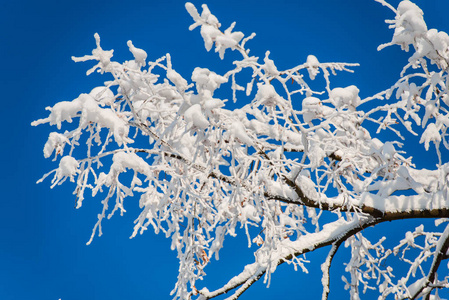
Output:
[
  {"left": 50, "top": 156, "right": 80, "bottom": 188},
  {"left": 330, "top": 85, "right": 361, "bottom": 110},
  {"left": 185, "top": 3, "right": 244, "bottom": 59},
  {"left": 32, "top": 94, "right": 131, "bottom": 146},
  {"left": 306, "top": 55, "right": 320, "bottom": 80},
  {"left": 43, "top": 132, "right": 70, "bottom": 159},
  {"left": 127, "top": 40, "right": 147, "bottom": 67},
  {"left": 302, "top": 96, "right": 322, "bottom": 123}
]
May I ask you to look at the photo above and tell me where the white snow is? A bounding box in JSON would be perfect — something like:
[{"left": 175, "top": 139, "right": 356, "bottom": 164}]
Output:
[
  {"left": 254, "top": 84, "right": 286, "bottom": 107},
  {"left": 230, "top": 121, "right": 252, "bottom": 145},
  {"left": 191, "top": 67, "right": 227, "bottom": 94},
  {"left": 32, "top": 94, "right": 131, "bottom": 146},
  {"left": 43, "top": 132, "right": 70, "bottom": 158},
  {"left": 420, "top": 123, "right": 441, "bottom": 150},
  {"left": 184, "top": 104, "right": 209, "bottom": 129},
  {"left": 127, "top": 40, "right": 147, "bottom": 67},
  {"left": 381, "top": 142, "right": 396, "bottom": 159},
  {"left": 50, "top": 156, "right": 80, "bottom": 187},
  {"left": 89, "top": 86, "right": 115, "bottom": 106},
  {"left": 330, "top": 85, "right": 360, "bottom": 110},
  {"left": 110, "top": 151, "right": 151, "bottom": 176},
  {"left": 33, "top": 2, "right": 449, "bottom": 299},
  {"left": 71, "top": 33, "right": 114, "bottom": 75},
  {"left": 296, "top": 174, "right": 319, "bottom": 200},
  {"left": 263, "top": 51, "right": 280, "bottom": 76},
  {"left": 307, "top": 143, "right": 325, "bottom": 169},
  {"left": 302, "top": 96, "right": 322, "bottom": 123},
  {"left": 167, "top": 69, "right": 188, "bottom": 91},
  {"left": 306, "top": 55, "right": 320, "bottom": 80}
]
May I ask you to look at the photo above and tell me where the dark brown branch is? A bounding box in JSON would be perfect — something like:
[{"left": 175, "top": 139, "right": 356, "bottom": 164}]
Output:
[
  {"left": 266, "top": 184, "right": 449, "bottom": 220},
  {"left": 200, "top": 216, "right": 381, "bottom": 299},
  {"left": 202, "top": 210, "right": 449, "bottom": 300},
  {"left": 132, "top": 119, "right": 449, "bottom": 222},
  {"left": 412, "top": 225, "right": 449, "bottom": 300}
]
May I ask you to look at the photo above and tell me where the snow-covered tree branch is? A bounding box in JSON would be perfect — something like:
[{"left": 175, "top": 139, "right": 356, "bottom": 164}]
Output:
[{"left": 33, "top": 0, "right": 449, "bottom": 299}]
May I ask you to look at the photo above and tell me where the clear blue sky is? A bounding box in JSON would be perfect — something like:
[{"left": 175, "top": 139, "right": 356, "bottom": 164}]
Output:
[{"left": 1, "top": 0, "right": 448, "bottom": 299}]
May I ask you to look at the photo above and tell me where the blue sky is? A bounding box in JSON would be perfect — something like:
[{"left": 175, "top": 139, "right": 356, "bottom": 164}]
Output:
[{"left": 1, "top": 0, "right": 449, "bottom": 299}]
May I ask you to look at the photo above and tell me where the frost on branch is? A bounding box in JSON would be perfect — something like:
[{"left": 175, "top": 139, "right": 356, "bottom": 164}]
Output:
[
  {"left": 33, "top": 1, "right": 449, "bottom": 299},
  {"left": 185, "top": 2, "right": 245, "bottom": 59}
]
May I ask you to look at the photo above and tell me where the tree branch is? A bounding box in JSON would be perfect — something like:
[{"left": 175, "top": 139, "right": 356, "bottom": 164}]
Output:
[
  {"left": 411, "top": 223, "right": 449, "bottom": 299},
  {"left": 321, "top": 241, "right": 343, "bottom": 300},
  {"left": 199, "top": 216, "right": 380, "bottom": 299},
  {"left": 200, "top": 206, "right": 449, "bottom": 300}
]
